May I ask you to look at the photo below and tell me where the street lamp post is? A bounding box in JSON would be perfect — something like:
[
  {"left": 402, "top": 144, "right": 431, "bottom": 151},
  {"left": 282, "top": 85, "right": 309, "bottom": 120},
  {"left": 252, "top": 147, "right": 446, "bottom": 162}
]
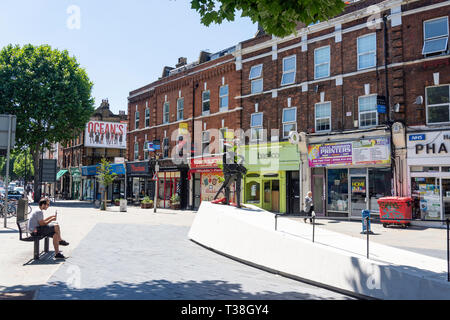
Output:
[{"left": 153, "top": 158, "right": 159, "bottom": 213}]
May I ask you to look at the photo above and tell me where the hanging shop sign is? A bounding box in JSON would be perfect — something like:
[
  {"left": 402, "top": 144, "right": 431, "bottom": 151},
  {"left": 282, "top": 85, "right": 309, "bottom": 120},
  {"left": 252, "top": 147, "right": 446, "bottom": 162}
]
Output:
[
  {"left": 308, "top": 137, "right": 390, "bottom": 168},
  {"left": 179, "top": 123, "right": 189, "bottom": 135},
  {"left": 407, "top": 131, "right": 450, "bottom": 159},
  {"left": 84, "top": 120, "right": 127, "bottom": 149}
]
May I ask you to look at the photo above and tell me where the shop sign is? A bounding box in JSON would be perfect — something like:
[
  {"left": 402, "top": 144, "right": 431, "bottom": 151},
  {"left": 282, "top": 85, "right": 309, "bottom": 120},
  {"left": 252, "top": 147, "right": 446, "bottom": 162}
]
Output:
[
  {"left": 158, "top": 171, "right": 180, "bottom": 178},
  {"left": 407, "top": 131, "right": 450, "bottom": 159},
  {"left": 82, "top": 164, "right": 125, "bottom": 176},
  {"left": 308, "top": 137, "right": 390, "bottom": 168},
  {"left": 179, "top": 123, "right": 189, "bottom": 135},
  {"left": 240, "top": 141, "right": 300, "bottom": 172},
  {"left": 190, "top": 157, "right": 222, "bottom": 169},
  {"left": 84, "top": 120, "right": 127, "bottom": 149},
  {"left": 200, "top": 172, "right": 226, "bottom": 202},
  {"left": 351, "top": 179, "right": 366, "bottom": 193},
  {"left": 126, "top": 162, "right": 149, "bottom": 175},
  {"left": 377, "top": 95, "right": 386, "bottom": 114}
]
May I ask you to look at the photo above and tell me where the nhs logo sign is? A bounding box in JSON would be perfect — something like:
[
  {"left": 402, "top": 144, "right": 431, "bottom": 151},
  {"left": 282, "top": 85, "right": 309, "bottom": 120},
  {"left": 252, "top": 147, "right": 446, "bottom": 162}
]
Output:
[{"left": 409, "top": 134, "right": 425, "bottom": 141}]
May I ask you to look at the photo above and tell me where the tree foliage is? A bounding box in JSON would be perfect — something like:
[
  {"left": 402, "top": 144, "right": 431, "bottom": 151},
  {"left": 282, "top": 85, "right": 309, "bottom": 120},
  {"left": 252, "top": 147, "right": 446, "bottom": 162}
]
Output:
[
  {"left": 191, "top": 0, "right": 346, "bottom": 38},
  {"left": 0, "top": 44, "right": 95, "bottom": 200}
]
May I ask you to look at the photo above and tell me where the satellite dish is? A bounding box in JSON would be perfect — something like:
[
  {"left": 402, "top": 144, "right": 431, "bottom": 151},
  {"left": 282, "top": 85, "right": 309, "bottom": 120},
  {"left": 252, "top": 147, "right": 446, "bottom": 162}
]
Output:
[
  {"left": 289, "top": 131, "right": 300, "bottom": 145},
  {"left": 414, "top": 96, "right": 423, "bottom": 105}
]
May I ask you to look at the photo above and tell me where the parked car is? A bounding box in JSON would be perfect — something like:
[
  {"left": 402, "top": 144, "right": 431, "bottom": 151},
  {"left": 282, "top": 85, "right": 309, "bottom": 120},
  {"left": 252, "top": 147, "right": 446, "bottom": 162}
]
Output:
[
  {"left": 7, "top": 190, "right": 23, "bottom": 200},
  {"left": 15, "top": 187, "right": 24, "bottom": 195}
]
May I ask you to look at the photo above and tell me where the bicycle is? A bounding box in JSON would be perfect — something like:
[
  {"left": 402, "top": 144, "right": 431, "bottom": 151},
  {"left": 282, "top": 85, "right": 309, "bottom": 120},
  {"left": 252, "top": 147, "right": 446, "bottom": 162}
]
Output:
[{"left": 0, "top": 199, "right": 17, "bottom": 218}]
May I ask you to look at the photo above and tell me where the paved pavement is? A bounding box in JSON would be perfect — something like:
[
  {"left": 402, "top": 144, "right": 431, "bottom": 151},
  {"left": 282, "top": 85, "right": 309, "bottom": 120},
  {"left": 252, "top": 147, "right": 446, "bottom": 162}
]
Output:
[
  {"left": 0, "top": 201, "right": 352, "bottom": 300},
  {"left": 286, "top": 216, "right": 448, "bottom": 260}
]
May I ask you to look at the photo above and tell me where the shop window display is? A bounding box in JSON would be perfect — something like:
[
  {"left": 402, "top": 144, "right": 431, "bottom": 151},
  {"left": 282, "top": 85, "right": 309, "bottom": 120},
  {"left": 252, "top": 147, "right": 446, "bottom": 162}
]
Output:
[
  {"left": 327, "top": 169, "right": 348, "bottom": 212},
  {"left": 411, "top": 177, "right": 441, "bottom": 220},
  {"left": 246, "top": 181, "right": 260, "bottom": 203}
]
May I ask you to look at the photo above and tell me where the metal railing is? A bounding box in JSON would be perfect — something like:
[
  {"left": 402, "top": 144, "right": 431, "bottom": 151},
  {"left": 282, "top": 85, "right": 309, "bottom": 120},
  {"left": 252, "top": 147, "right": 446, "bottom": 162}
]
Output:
[{"left": 274, "top": 213, "right": 450, "bottom": 282}]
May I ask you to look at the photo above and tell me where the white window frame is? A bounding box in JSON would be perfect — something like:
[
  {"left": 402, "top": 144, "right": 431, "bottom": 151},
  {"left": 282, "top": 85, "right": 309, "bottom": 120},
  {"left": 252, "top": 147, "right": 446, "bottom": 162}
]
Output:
[
  {"left": 250, "top": 113, "right": 263, "bottom": 142},
  {"left": 202, "top": 91, "right": 210, "bottom": 116},
  {"left": 249, "top": 64, "right": 263, "bottom": 80},
  {"left": 163, "top": 102, "right": 170, "bottom": 124},
  {"left": 357, "top": 33, "right": 377, "bottom": 70},
  {"left": 177, "top": 98, "right": 184, "bottom": 121},
  {"left": 145, "top": 108, "right": 150, "bottom": 127},
  {"left": 314, "top": 46, "right": 330, "bottom": 79},
  {"left": 202, "top": 131, "right": 210, "bottom": 156},
  {"left": 135, "top": 111, "right": 139, "bottom": 130},
  {"left": 282, "top": 107, "right": 297, "bottom": 139},
  {"left": 281, "top": 55, "right": 296, "bottom": 85},
  {"left": 315, "top": 102, "right": 332, "bottom": 132},
  {"left": 426, "top": 84, "right": 450, "bottom": 125},
  {"left": 422, "top": 16, "right": 449, "bottom": 55},
  {"left": 144, "top": 141, "right": 149, "bottom": 160},
  {"left": 219, "top": 127, "right": 227, "bottom": 153},
  {"left": 134, "top": 143, "right": 139, "bottom": 160},
  {"left": 358, "top": 94, "right": 378, "bottom": 128},
  {"left": 163, "top": 137, "right": 170, "bottom": 158},
  {"left": 219, "top": 85, "right": 229, "bottom": 111},
  {"left": 250, "top": 64, "right": 263, "bottom": 94}
]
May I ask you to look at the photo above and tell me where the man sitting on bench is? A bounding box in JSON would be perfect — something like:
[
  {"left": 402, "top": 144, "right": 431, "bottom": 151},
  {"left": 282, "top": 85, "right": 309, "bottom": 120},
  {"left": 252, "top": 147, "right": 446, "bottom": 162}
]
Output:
[{"left": 28, "top": 198, "right": 69, "bottom": 259}]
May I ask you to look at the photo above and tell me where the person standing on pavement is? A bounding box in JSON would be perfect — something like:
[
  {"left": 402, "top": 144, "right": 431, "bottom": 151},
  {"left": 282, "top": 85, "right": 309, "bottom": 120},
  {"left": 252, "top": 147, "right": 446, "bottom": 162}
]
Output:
[
  {"left": 304, "top": 191, "right": 314, "bottom": 223},
  {"left": 27, "top": 198, "right": 69, "bottom": 259}
]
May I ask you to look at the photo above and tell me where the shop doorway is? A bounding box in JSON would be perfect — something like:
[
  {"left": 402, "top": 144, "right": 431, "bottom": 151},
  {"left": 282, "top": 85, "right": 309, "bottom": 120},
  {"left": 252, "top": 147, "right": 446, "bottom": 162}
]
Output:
[
  {"left": 350, "top": 176, "right": 368, "bottom": 218},
  {"left": 262, "top": 180, "right": 280, "bottom": 212},
  {"left": 194, "top": 173, "right": 201, "bottom": 210},
  {"left": 287, "top": 171, "right": 300, "bottom": 214},
  {"left": 312, "top": 174, "right": 325, "bottom": 216}
]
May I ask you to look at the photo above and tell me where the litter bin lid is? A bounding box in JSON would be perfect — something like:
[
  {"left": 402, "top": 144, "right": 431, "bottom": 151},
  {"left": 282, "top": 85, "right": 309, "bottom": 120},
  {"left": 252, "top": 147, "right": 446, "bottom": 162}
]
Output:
[{"left": 377, "top": 197, "right": 412, "bottom": 204}]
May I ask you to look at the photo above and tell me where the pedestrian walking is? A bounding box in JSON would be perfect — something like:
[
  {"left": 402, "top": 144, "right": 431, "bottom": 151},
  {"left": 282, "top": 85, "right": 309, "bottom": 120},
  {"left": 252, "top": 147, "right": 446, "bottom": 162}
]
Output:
[{"left": 304, "top": 191, "right": 314, "bottom": 223}]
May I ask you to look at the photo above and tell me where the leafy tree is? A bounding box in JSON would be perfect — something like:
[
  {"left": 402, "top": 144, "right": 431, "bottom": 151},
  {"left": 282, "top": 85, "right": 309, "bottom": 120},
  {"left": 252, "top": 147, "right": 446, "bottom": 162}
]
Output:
[
  {"left": 0, "top": 44, "right": 95, "bottom": 202},
  {"left": 13, "top": 148, "right": 34, "bottom": 181},
  {"left": 97, "top": 158, "right": 117, "bottom": 210},
  {"left": 191, "top": 0, "right": 346, "bottom": 38}
]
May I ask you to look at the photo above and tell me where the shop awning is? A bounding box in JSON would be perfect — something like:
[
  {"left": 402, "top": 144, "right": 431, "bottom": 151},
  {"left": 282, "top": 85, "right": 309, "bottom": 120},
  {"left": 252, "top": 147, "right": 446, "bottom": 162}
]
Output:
[{"left": 56, "top": 170, "right": 68, "bottom": 180}]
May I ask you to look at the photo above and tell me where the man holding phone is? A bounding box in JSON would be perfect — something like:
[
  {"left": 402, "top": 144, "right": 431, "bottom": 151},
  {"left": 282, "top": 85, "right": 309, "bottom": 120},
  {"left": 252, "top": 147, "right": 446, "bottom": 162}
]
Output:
[{"left": 28, "top": 198, "right": 69, "bottom": 259}]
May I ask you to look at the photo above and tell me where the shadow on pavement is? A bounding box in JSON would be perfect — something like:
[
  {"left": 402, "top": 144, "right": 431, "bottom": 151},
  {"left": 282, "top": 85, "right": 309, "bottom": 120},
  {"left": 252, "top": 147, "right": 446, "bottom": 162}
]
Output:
[
  {"left": 37, "top": 279, "right": 352, "bottom": 300},
  {"left": 22, "top": 252, "right": 65, "bottom": 266},
  {"left": 0, "top": 228, "right": 18, "bottom": 234}
]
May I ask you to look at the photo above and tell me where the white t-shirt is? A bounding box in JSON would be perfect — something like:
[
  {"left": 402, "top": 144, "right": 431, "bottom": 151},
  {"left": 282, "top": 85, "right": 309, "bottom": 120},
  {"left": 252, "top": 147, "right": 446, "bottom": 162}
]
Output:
[{"left": 28, "top": 209, "right": 44, "bottom": 233}]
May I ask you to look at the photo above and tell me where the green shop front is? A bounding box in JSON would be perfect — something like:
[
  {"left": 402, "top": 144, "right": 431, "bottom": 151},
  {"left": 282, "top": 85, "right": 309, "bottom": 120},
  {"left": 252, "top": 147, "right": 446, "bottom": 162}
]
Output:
[{"left": 241, "top": 141, "right": 301, "bottom": 213}]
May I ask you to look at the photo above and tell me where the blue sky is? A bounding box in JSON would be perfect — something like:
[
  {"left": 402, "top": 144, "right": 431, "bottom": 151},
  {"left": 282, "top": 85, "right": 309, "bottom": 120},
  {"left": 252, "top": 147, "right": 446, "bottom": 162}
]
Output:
[{"left": 0, "top": 0, "right": 257, "bottom": 114}]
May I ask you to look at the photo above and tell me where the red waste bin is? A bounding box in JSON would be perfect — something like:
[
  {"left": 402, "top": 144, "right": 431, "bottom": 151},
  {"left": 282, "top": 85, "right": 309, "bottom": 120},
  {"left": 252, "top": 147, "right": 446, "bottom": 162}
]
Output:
[{"left": 377, "top": 197, "right": 413, "bottom": 228}]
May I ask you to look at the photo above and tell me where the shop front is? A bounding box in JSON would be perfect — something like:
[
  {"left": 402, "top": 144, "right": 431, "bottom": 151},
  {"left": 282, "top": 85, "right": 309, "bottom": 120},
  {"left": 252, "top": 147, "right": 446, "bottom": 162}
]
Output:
[
  {"left": 407, "top": 130, "right": 450, "bottom": 223},
  {"left": 240, "top": 141, "right": 300, "bottom": 214},
  {"left": 156, "top": 160, "right": 188, "bottom": 209},
  {"left": 189, "top": 156, "right": 234, "bottom": 210},
  {"left": 126, "top": 161, "right": 154, "bottom": 204},
  {"left": 308, "top": 133, "right": 392, "bottom": 218},
  {"left": 82, "top": 163, "right": 126, "bottom": 202}
]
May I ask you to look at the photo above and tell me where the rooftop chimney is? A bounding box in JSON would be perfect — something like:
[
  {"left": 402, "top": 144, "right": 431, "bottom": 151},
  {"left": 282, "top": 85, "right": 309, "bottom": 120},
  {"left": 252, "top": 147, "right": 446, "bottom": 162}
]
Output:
[{"left": 176, "top": 57, "right": 187, "bottom": 68}]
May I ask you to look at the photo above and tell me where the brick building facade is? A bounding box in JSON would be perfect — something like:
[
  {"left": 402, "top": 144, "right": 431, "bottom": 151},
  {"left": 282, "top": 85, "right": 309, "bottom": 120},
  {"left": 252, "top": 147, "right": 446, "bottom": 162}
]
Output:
[
  {"left": 61, "top": 99, "right": 127, "bottom": 200},
  {"left": 127, "top": 0, "right": 450, "bottom": 223}
]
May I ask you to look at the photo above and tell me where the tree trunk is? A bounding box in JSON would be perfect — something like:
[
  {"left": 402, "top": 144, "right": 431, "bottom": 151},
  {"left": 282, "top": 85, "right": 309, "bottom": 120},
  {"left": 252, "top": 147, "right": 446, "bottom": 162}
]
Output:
[{"left": 32, "top": 144, "right": 41, "bottom": 203}]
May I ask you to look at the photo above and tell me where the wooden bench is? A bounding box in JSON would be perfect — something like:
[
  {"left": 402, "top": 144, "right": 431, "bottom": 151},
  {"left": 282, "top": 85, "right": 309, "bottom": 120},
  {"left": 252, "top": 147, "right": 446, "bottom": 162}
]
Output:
[{"left": 17, "top": 220, "right": 50, "bottom": 260}]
